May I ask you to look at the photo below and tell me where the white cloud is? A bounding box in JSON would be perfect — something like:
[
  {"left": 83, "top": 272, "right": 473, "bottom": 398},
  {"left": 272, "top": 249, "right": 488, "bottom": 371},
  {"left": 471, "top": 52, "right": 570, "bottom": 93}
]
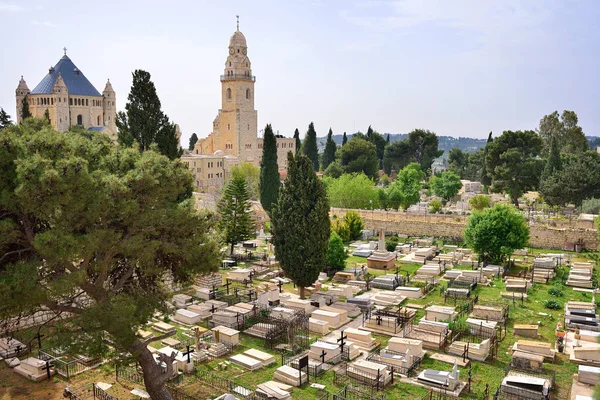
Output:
[
  {"left": 31, "top": 20, "right": 57, "bottom": 28},
  {"left": 0, "top": 3, "right": 23, "bottom": 12}
]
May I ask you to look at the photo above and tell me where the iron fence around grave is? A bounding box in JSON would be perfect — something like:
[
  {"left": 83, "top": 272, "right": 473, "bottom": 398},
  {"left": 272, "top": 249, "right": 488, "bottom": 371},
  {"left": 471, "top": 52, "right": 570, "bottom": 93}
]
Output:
[
  {"left": 365, "top": 348, "right": 421, "bottom": 377},
  {"left": 493, "top": 366, "right": 556, "bottom": 400},
  {"left": 332, "top": 384, "right": 386, "bottom": 400},
  {"left": 38, "top": 349, "right": 102, "bottom": 379},
  {"left": 92, "top": 383, "right": 119, "bottom": 400},
  {"left": 418, "top": 390, "right": 456, "bottom": 400},
  {"left": 193, "top": 368, "right": 255, "bottom": 399},
  {"left": 333, "top": 362, "right": 395, "bottom": 393}
]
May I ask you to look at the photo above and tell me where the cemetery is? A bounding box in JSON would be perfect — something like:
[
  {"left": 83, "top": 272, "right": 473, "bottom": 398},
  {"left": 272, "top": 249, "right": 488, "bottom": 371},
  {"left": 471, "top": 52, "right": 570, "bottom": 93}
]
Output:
[{"left": 1, "top": 233, "right": 599, "bottom": 400}]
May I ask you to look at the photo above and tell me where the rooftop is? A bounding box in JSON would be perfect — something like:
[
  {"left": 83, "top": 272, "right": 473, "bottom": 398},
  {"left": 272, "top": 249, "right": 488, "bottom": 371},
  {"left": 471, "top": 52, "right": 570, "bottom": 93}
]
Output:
[{"left": 31, "top": 54, "right": 101, "bottom": 96}]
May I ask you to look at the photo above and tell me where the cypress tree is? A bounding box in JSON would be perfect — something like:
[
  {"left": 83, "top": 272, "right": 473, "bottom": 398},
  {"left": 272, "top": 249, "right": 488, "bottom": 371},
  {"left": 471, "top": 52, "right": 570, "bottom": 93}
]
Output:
[
  {"left": 218, "top": 175, "right": 255, "bottom": 254},
  {"left": 322, "top": 128, "right": 337, "bottom": 170},
  {"left": 43, "top": 109, "right": 50, "bottom": 123},
  {"left": 189, "top": 133, "right": 199, "bottom": 151},
  {"left": 302, "top": 122, "right": 319, "bottom": 171},
  {"left": 481, "top": 131, "right": 493, "bottom": 187},
  {"left": 342, "top": 132, "right": 348, "bottom": 146},
  {"left": 117, "top": 69, "right": 181, "bottom": 159},
  {"left": 271, "top": 153, "right": 330, "bottom": 299},
  {"left": 21, "top": 97, "right": 31, "bottom": 120},
  {"left": 259, "top": 124, "right": 280, "bottom": 213},
  {"left": 386, "top": 134, "right": 390, "bottom": 144},
  {"left": 367, "top": 125, "right": 373, "bottom": 139},
  {"left": 541, "top": 134, "right": 562, "bottom": 181},
  {"left": 293, "top": 128, "right": 301, "bottom": 154}
]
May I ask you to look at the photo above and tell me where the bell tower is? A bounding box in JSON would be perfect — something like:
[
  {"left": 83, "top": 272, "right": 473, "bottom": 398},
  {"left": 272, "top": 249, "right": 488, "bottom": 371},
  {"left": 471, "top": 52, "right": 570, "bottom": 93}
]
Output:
[{"left": 219, "top": 17, "right": 258, "bottom": 161}]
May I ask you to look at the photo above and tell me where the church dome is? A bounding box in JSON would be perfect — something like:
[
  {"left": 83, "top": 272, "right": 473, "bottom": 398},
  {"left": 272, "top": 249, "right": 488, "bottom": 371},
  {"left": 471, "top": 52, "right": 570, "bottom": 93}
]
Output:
[{"left": 229, "top": 30, "right": 247, "bottom": 47}]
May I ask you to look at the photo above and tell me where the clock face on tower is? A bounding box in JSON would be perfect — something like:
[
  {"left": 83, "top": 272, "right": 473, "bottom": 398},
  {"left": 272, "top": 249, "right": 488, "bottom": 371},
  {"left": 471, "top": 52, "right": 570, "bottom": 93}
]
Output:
[
  {"left": 229, "top": 48, "right": 234, "bottom": 55},
  {"left": 242, "top": 48, "right": 247, "bottom": 55}
]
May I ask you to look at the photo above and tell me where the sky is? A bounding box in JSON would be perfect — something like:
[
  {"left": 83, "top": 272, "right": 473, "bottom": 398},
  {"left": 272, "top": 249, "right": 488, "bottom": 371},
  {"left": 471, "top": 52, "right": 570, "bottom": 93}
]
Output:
[{"left": 1, "top": 0, "right": 599, "bottom": 145}]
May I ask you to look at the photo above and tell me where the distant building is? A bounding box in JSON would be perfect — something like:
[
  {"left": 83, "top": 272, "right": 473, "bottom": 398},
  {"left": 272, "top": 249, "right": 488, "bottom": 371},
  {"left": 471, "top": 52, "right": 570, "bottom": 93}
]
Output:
[
  {"left": 183, "top": 21, "right": 294, "bottom": 193},
  {"left": 15, "top": 49, "right": 116, "bottom": 139}
]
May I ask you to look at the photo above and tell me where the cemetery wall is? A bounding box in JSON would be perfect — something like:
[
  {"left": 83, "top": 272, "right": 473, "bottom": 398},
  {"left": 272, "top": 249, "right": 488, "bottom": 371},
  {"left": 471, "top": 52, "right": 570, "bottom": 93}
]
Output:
[{"left": 330, "top": 208, "right": 599, "bottom": 250}]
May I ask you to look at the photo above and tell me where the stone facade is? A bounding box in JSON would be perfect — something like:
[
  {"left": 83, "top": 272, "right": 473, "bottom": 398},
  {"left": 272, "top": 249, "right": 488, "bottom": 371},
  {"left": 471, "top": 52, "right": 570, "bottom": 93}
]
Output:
[
  {"left": 186, "top": 23, "right": 294, "bottom": 193},
  {"left": 331, "top": 208, "right": 599, "bottom": 250},
  {"left": 15, "top": 51, "right": 116, "bottom": 139}
]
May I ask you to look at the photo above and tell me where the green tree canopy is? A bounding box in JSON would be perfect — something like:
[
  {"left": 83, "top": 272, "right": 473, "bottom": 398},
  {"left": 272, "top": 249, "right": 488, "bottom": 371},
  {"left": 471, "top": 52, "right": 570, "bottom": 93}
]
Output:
[
  {"left": 0, "top": 120, "right": 220, "bottom": 400},
  {"left": 324, "top": 160, "right": 344, "bottom": 178},
  {"left": 323, "top": 173, "right": 378, "bottom": 209},
  {"left": 271, "top": 153, "right": 330, "bottom": 298},
  {"left": 0, "top": 108, "right": 12, "bottom": 129},
  {"left": 116, "top": 69, "right": 182, "bottom": 159},
  {"left": 538, "top": 110, "right": 588, "bottom": 155},
  {"left": 302, "top": 122, "right": 319, "bottom": 171},
  {"left": 464, "top": 204, "right": 529, "bottom": 263},
  {"left": 387, "top": 165, "right": 422, "bottom": 210},
  {"left": 21, "top": 97, "right": 31, "bottom": 120},
  {"left": 293, "top": 128, "right": 301, "bottom": 153},
  {"left": 486, "top": 130, "right": 543, "bottom": 206},
  {"left": 327, "top": 231, "right": 347, "bottom": 273},
  {"left": 343, "top": 211, "right": 365, "bottom": 241},
  {"left": 337, "top": 137, "right": 379, "bottom": 179},
  {"left": 43, "top": 108, "right": 50, "bottom": 123},
  {"left": 218, "top": 175, "right": 255, "bottom": 254},
  {"left": 259, "top": 124, "right": 280, "bottom": 213},
  {"left": 231, "top": 162, "right": 260, "bottom": 200},
  {"left": 539, "top": 151, "right": 600, "bottom": 206},
  {"left": 188, "top": 132, "right": 198, "bottom": 150},
  {"left": 469, "top": 194, "right": 491, "bottom": 211},
  {"left": 383, "top": 129, "right": 443, "bottom": 174},
  {"left": 480, "top": 132, "right": 493, "bottom": 187},
  {"left": 447, "top": 148, "right": 468, "bottom": 177},
  {"left": 430, "top": 171, "right": 463, "bottom": 203},
  {"left": 323, "top": 128, "right": 337, "bottom": 170}
]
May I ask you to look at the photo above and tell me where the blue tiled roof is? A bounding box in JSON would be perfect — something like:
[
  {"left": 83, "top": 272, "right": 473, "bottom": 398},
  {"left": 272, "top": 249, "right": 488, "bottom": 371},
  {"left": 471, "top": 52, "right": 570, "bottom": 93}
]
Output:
[
  {"left": 87, "top": 126, "right": 106, "bottom": 132},
  {"left": 31, "top": 55, "right": 101, "bottom": 96}
]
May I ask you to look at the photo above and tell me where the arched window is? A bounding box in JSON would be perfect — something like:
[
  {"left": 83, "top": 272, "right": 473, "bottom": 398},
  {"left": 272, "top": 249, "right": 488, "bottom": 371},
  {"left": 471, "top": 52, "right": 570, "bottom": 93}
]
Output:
[
  {"left": 77, "top": 114, "right": 83, "bottom": 125},
  {"left": 246, "top": 89, "right": 250, "bottom": 99},
  {"left": 226, "top": 88, "right": 232, "bottom": 99},
  {"left": 97, "top": 115, "right": 101, "bottom": 125}
]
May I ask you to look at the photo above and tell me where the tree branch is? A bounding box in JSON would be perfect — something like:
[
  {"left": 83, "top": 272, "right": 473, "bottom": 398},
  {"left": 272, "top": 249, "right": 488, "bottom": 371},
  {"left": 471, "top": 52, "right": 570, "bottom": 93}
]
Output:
[
  {"left": 0, "top": 248, "right": 32, "bottom": 263},
  {"left": 111, "top": 264, "right": 135, "bottom": 293},
  {"left": 143, "top": 331, "right": 174, "bottom": 347},
  {"left": 155, "top": 351, "right": 177, "bottom": 385}
]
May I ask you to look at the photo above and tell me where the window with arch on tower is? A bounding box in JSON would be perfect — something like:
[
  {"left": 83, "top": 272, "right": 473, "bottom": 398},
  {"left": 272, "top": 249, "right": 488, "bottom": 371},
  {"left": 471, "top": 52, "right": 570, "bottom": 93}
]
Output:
[
  {"left": 226, "top": 88, "right": 232, "bottom": 100},
  {"left": 246, "top": 89, "right": 250, "bottom": 99}
]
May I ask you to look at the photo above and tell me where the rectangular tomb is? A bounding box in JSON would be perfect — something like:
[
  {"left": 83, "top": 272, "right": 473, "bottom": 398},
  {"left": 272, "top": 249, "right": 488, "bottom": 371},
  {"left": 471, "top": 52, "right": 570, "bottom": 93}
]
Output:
[
  {"left": 244, "top": 348, "right": 276, "bottom": 366},
  {"left": 173, "top": 309, "right": 202, "bottom": 325},
  {"left": 230, "top": 354, "right": 263, "bottom": 371}
]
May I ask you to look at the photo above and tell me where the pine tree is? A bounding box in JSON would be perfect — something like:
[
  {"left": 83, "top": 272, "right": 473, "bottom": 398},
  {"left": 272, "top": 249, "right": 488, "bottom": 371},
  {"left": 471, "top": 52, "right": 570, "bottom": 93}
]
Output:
[
  {"left": 259, "top": 124, "right": 280, "bottom": 214},
  {"left": 0, "top": 108, "right": 12, "bottom": 129},
  {"left": 367, "top": 125, "right": 373, "bottom": 139},
  {"left": 302, "top": 122, "right": 319, "bottom": 171},
  {"left": 481, "top": 131, "right": 493, "bottom": 187},
  {"left": 21, "top": 97, "right": 31, "bottom": 120},
  {"left": 293, "top": 128, "right": 301, "bottom": 154},
  {"left": 342, "top": 132, "right": 348, "bottom": 146},
  {"left": 322, "top": 128, "right": 337, "bottom": 170},
  {"left": 43, "top": 109, "right": 50, "bottom": 123},
  {"left": 189, "top": 133, "right": 199, "bottom": 151},
  {"left": 271, "top": 153, "right": 330, "bottom": 299},
  {"left": 218, "top": 175, "right": 255, "bottom": 254},
  {"left": 117, "top": 69, "right": 181, "bottom": 159}
]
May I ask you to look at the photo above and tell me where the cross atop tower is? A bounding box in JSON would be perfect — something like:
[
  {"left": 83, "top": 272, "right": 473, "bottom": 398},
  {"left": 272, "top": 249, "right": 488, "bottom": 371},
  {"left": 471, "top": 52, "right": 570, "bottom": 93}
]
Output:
[
  {"left": 63, "top": 47, "right": 67, "bottom": 55},
  {"left": 236, "top": 15, "right": 239, "bottom": 31}
]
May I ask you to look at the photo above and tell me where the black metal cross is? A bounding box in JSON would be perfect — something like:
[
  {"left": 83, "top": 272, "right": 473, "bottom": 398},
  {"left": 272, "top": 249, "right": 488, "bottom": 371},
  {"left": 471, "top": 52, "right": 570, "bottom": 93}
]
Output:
[
  {"left": 210, "top": 304, "right": 216, "bottom": 314},
  {"left": 34, "top": 331, "right": 45, "bottom": 350},
  {"left": 320, "top": 349, "right": 327, "bottom": 364},
  {"left": 277, "top": 280, "right": 283, "bottom": 293},
  {"left": 337, "top": 331, "right": 348, "bottom": 353},
  {"left": 182, "top": 345, "right": 193, "bottom": 363},
  {"left": 224, "top": 279, "right": 232, "bottom": 295},
  {"left": 210, "top": 285, "right": 218, "bottom": 300},
  {"left": 42, "top": 360, "right": 54, "bottom": 379},
  {"left": 376, "top": 315, "right": 383, "bottom": 326}
]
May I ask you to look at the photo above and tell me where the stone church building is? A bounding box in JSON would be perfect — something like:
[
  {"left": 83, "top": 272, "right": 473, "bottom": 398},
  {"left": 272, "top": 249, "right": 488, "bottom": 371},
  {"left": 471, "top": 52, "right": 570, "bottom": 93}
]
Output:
[
  {"left": 182, "top": 23, "right": 295, "bottom": 193},
  {"left": 15, "top": 50, "right": 117, "bottom": 139}
]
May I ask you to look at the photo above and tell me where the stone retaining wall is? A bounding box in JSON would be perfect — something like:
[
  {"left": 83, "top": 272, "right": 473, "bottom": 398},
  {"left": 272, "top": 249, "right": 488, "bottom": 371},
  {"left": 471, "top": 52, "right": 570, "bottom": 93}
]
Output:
[{"left": 331, "top": 208, "right": 599, "bottom": 250}]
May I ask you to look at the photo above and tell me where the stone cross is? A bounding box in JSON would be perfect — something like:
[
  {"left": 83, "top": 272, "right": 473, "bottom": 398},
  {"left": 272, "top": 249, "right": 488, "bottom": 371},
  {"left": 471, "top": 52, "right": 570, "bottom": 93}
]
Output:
[
  {"left": 236, "top": 15, "right": 240, "bottom": 31},
  {"left": 63, "top": 47, "right": 67, "bottom": 55}
]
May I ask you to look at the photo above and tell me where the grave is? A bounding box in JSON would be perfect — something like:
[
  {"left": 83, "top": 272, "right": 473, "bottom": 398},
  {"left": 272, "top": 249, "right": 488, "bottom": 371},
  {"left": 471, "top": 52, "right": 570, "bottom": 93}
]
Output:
[
  {"left": 470, "top": 305, "right": 506, "bottom": 322},
  {"left": 505, "top": 278, "right": 530, "bottom": 293},
  {"left": 172, "top": 294, "right": 193, "bottom": 309},
  {"left": 578, "top": 365, "right": 600, "bottom": 385},
  {"left": 14, "top": 357, "right": 54, "bottom": 382},
  {"left": 512, "top": 340, "right": 555, "bottom": 361},
  {"left": 206, "top": 342, "right": 230, "bottom": 358},
  {"left": 395, "top": 286, "right": 422, "bottom": 299},
  {"left": 324, "top": 337, "right": 361, "bottom": 360},
  {"left": 157, "top": 346, "right": 194, "bottom": 373},
  {"left": 425, "top": 305, "right": 458, "bottom": 322},
  {"left": 511, "top": 351, "right": 544, "bottom": 372},
  {"left": 344, "top": 328, "right": 378, "bottom": 351},
  {"left": 329, "top": 301, "right": 361, "bottom": 318},
  {"left": 371, "top": 274, "right": 400, "bottom": 290},
  {"left": 347, "top": 359, "right": 392, "bottom": 386},
  {"left": 401, "top": 320, "right": 449, "bottom": 350},
  {"left": 230, "top": 353, "right": 263, "bottom": 371},
  {"left": 271, "top": 307, "right": 297, "bottom": 321},
  {"left": 386, "top": 337, "right": 424, "bottom": 356},
  {"left": 447, "top": 338, "right": 490, "bottom": 361},
  {"left": 319, "top": 305, "right": 349, "bottom": 325},
  {"left": 347, "top": 297, "right": 374, "bottom": 311},
  {"left": 281, "top": 298, "right": 315, "bottom": 314},
  {"left": 173, "top": 309, "right": 202, "bottom": 325},
  {"left": 0, "top": 337, "right": 27, "bottom": 359},
  {"left": 274, "top": 365, "right": 307, "bottom": 387},
  {"left": 371, "top": 291, "right": 406, "bottom": 306},
  {"left": 333, "top": 271, "right": 355, "bottom": 283},
  {"left": 137, "top": 329, "right": 154, "bottom": 340},
  {"left": 151, "top": 321, "right": 176, "bottom": 335},
  {"left": 211, "top": 310, "right": 242, "bottom": 329},
  {"left": 514, "top": 324, "right": 539, "bottom": 338},
  {"left": 309, "top": 341, "right": 341, "bottom": 363},
  {"left": 244, "top": 348, "right": 276, "bottom": 366},
  {"left": 310, "top": 292, "right": 338, "bottom": 307},
  {"left": 417, "top": 362, "right": 460, "bottom": 391},
  {"left": 308, "top": 318, "right": 330, "bottom": 334},
  {"left": 195, "top": 273, "right": 223, "bottom": 289},
  {"left": 311, "top": 309, "right": 344, "bottom": 329},
  {"left": 466, "top": 318, "right": 498, "bottom": 335},
  {"left": 256, "top": 380, "right": 292, "bottom": 400},
  {"left": 500, "top": 372, "right": 551, "bottom": 400},
  {"left": 572, "top": 343, "right": 600, "bottom": 365},
  {"left": 212, "top": 326, "right": 240, "bottom": 346},
  {"left": 226, "top": 268, "right": 252, "bottom": 282}
]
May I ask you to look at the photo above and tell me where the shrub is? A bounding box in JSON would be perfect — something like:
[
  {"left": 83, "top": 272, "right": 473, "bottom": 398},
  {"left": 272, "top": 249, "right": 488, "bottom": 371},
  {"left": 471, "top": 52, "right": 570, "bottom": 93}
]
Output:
[
  {"left": 548, "top": 287, "right": 563, "bottom": 297},
  {"left": 543, "top": 299, "right": 561, "bottom": 310},
  {"left": 581, "top": 198, "right": 600, "bottom": 214},
  {"left": 385, "top": 235, "right": 400, "bottom": 252},
  {"left": 469, "top": 194, "right": 491, "bottom": 211},
  {"left": 429, "top": 199, "right": 442, "bottom": 214}
]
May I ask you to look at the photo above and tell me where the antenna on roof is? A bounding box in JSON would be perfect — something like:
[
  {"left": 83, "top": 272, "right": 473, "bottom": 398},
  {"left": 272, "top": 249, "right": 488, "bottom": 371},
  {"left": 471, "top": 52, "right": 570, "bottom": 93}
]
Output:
[
  {"left": 63, "top": 47, "right": 67, "bottom": 55},
  {"left": 236, "top": 15, "right": 239, "bottom": 31}
]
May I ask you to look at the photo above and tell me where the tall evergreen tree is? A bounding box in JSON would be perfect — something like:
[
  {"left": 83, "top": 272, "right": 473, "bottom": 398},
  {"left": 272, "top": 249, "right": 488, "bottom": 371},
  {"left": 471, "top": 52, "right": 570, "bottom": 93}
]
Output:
[
  {"left": 0, "top": 108, "right": 12, "bottom": 129},
  {"left": 480, "top": 132, "right": 493, "bottom": 187},
  {"left": 322, "top": 128, "right": 337, "bottom": 170},
  {"left": 188, "top": 133, "right": 199, "bottom": 151},
  {"left": 43, "top": 109, "right": 50, "bottom": 123},
  {"left": 21, "top": 97, "right": 31, "bottom": 120},
  {"left": 367, "top": 125, "right": 374, "bottom": 139},
  {"left": 116, "top": 69, "right": 181, "bottom": 159},
  {"left": 386, "top": 134, "right": 390, "bottom": 144},
  {"left": 302, "top": 122, "right": 319, "bottom": 171},
  {"left": 259, "top": 124, "right": 280, "bottom": 213},
  {"left": 271, "top": 153, "right": 330, "bottom": 299},
  {"left": 541, "top": 134, "right": 562, "bottom": 182},
  {"left": 218, "top": 175, "right": 254, "bottom": 254},
  {"left": 342, "top": 132, "right": 348, "bottom": 145},
  {"left": 293, "top": 128, "right": 301, "bottom": 154}
]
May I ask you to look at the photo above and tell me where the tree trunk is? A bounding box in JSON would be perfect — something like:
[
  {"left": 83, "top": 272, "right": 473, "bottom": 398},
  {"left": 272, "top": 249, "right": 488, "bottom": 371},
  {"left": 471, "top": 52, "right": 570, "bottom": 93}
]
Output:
[
  {"left": 130, "top": 340, "right": 174, "bottom": 400},
  {"left": 299, "top": 286, "right": 305, "bottom": 299},
  {"left": 512, "top": 180, "right": 520, "bottom": 207},
  {"left": 230, "top": 242, "right": 234, "bottom": 255}
]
